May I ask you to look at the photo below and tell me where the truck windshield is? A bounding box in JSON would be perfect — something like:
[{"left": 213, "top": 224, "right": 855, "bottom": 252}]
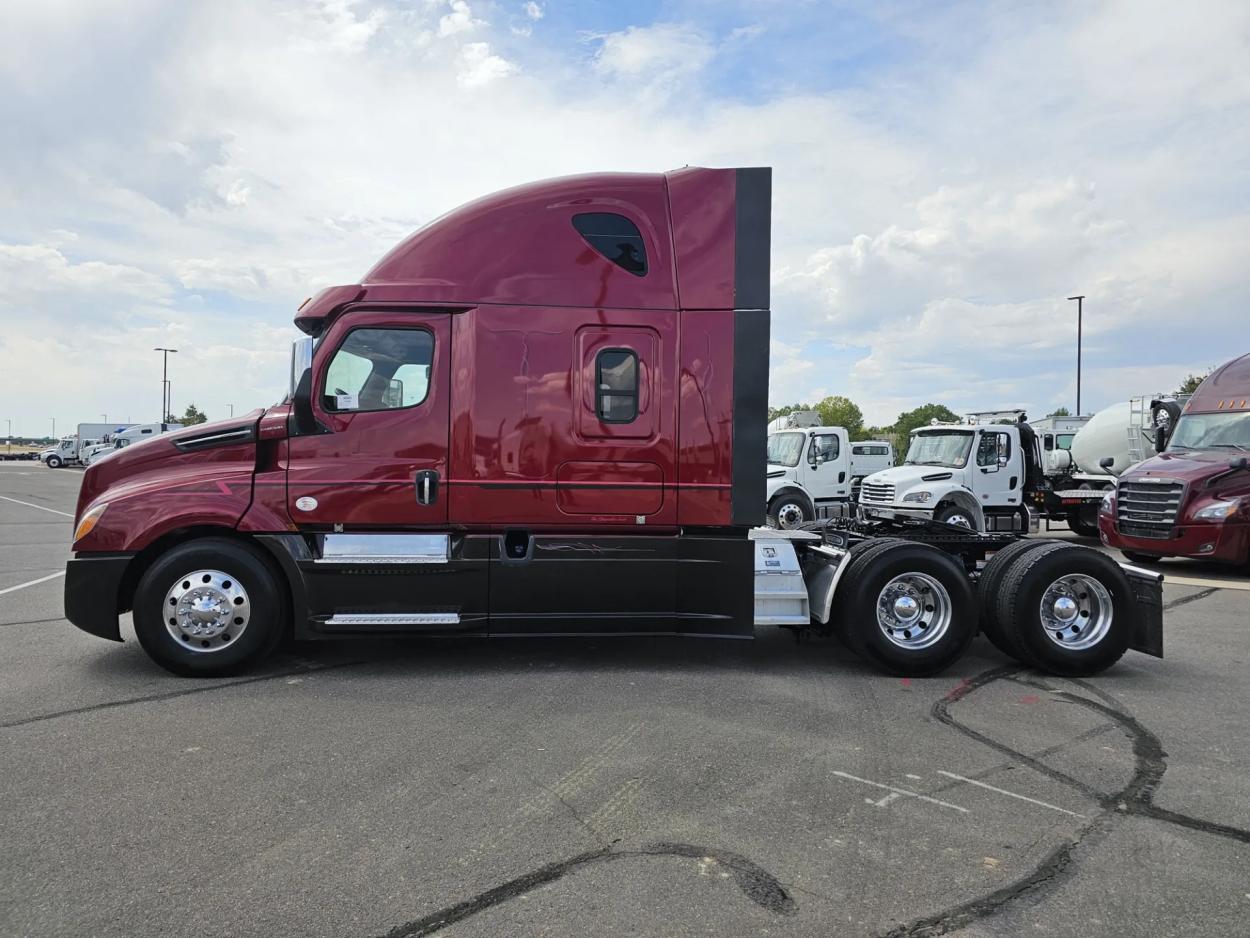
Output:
[
  {"left": 767, "top": 432, "right": 805, "bottom": 467},
  {"left": 904, "top": 431, "right": 974, "bottom": 467},
  {"left": 1168, "top": 412, "right": 1250, "bottom": 452}
]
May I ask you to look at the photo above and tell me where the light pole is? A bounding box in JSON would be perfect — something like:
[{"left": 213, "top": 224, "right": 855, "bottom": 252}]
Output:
[
  {"left": 227, "top": 404, "right": 234, "bottom": 417},
  {"left": 154, "top": 348, "right": 178, "bottom": 422},
  {"left": 1067, "top": 295, "right": 1085, "bottom": 415}
]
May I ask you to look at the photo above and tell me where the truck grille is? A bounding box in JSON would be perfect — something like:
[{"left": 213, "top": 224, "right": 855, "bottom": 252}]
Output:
[
  {"left": 1116, "top": 480, "right": 1183, "bottom": 539},
  {"left": 859, "top": 482, "right": 896, "bottom": 504}
]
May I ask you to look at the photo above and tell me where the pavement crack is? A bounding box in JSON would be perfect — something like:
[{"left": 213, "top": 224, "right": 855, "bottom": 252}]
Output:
[
  {"left": 886, "top": 663, "right": 1250, "bottom": 936},
  {"left": 0, "top": 659, "right": 371, "bottom": 729},
  {"left": 370, "top": 842, "right": 796, "bottom": 937}
]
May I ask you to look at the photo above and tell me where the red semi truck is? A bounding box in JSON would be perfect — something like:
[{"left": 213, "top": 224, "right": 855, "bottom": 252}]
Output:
[
  {"left": 65, "top": 167, "right": 1164, "bottom": 678},
  {"left": 1101, "top": 353, "right": 1250, "bottom": 566}
]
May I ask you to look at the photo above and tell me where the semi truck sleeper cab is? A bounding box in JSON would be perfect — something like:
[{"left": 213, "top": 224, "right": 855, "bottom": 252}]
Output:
[{"left": 65, "top": 168, "right": 1165, "bottom": 679}]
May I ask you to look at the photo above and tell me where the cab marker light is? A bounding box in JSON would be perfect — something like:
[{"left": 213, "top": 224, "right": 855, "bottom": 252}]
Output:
[{"left": 73, "top": 502, "right": 109, "bottom": 543}]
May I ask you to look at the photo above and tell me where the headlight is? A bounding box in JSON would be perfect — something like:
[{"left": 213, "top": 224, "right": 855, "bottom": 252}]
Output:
[
  {"left": 1193, "top": 499, "right": 1239, "bottom": 522},
  {"left": 902, "top": 491, "right": 932, "bottom": 503},
  {"left": 73, "top": 502, "right": 109, "bottom": 544},
  {"left": 1099, "top": 490, "right": 1115, "bottom": 516}
]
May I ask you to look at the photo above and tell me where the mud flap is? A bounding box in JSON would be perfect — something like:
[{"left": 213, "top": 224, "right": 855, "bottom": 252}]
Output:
[{"left": 1122, "top": 564, "right": 1164, "bottom": 658}]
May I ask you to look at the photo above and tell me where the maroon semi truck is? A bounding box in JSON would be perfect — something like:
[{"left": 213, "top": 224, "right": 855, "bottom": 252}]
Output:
[
  {"left": 1101, "top": 353, "right": 1250, "bottom": 566},
  {"left": 65, "top": 167, "right": 1163, "bottom": 678}
]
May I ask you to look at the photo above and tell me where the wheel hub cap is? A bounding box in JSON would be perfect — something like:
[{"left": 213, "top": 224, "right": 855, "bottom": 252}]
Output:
[
  {"left": 1039, "top": 573, "right": 1113, "bottom": 651},
  {"left": 876, "top": 572, "right": 953, "bottom": 651},
  {"left": 163, "top": 570, "right": 251, "bottom": 653}
]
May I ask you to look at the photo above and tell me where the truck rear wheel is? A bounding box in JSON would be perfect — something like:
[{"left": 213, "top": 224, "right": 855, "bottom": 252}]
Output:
[
  {"left": 767, "top": 492, "right": 812, "bottom": 529},
  {"left": 132, "top": 538, "right": 288, "bottom": 677},
  {"left": 834, "top": 541, "right": 976, "bottom": 676},
  {"left": 993, "top": 544, "right": 1137, "bottom": 676},
  {"left": 977, "top": 540, "right": 1066, "bottom": 664}
]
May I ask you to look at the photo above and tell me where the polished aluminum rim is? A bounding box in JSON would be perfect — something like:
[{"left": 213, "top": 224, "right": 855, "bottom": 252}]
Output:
[
  {"left": 941, "top": 512, "right": 973, "bottom": 529},
  {"left": 1039, "top": 573, "right": 1113, "bottom": 651},
  {"left": 162, "top": 569, "right": 251, "bottom": 653},
  {"left": 876, "top": 572, "right": 952, "bottom": 650},
  {"left": 776, "top": 502, "right": 806, "bottom": 529}
]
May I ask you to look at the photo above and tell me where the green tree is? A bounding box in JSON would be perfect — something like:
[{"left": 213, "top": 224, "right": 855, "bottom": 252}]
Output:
[
  {"left": 767, "top": 403, "right": 813, "bottom": 423},
  {"left": 890, "top": 403, "right": 962, "bottom": 455},
  {"left": 1047, "top": 406, "right": 1071, "bottom": 417},
  {"left": 813, "top": 395, "right": 864, "bottom": 437},
  {"left": 1177, "top": 372, "right": 1210, "bottom": 395},
  {"left": 176, "top": 403, "right": 209, "bottom": 426}
]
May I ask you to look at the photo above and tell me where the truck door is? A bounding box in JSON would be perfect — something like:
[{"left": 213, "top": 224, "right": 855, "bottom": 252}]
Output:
[
  {"left": 801, "top": 430, "right": 848, "bottom": 502},
  {"left": 287, "top": 311, "right": 450, "bottom": 527},
  {"left": 972, "top": 429, "right": 1020, "bottom": 508}
]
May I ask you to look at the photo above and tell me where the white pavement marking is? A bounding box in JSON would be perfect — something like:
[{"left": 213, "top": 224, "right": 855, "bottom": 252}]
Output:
[
  {"left": 831, "top": 771, "right": 970, "bottom": 814},
  {"left": 937, "top": 770, "right": 1086, "bottom": 818},
  {"left": 0, "top": 571, "right": 66, "bottom": 597},
  {"left": 0, "top": 495, "right": 73, "bottom": 518}
]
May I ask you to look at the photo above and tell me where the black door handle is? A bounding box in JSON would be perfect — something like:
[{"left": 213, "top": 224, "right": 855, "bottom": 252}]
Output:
[{"left": 415, "top": 469, "right": 439, "bottom": 505}]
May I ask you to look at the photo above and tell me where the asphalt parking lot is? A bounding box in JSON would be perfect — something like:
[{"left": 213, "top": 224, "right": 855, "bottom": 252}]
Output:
[{"left": 2, "top": 466, "right": 1248, "bottom": 937}]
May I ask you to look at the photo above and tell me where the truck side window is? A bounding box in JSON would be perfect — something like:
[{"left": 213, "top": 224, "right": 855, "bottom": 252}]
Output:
[
  {"left": 596, "top": 349, "right": 638, "bottom": 423},
  {"left": 572, "top": 213, "right": 648, "bottom": 276},
  {"left": 322, "top": 328, "right": 433, "bottom": 413},
  {"left": 977, "top": 432, "right": 1011, "bottom": 466},
  {"left": 810, "top": 434, "right": 839, "bottom": 464}
]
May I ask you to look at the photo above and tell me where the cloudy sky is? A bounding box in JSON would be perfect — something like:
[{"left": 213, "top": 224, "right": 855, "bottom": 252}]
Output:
[{"left": 3, "top": 0, "right": 1248, "bottom": 437}]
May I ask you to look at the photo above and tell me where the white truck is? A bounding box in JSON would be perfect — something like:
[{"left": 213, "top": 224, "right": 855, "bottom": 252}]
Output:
[
  {"left": 82, "top": 423, "right": 182, "bottom": 467},
  {"left": 765, "top": 426, "right": 895, "bottom": 527},
  {"left": 43, "top": 423, "right": 137, "bottom": 468},
  {"left": 766, "top": 410, "right": 822, "bottom": 433},
  {"left": 858, "top": 400, "right": 1188, "bottom": 536}
]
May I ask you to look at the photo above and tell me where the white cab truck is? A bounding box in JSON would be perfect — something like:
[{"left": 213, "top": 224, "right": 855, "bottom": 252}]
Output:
[
  {"left": 859, "top": 416, "right": 1036, "bottom": 533},
  {"left": 82, "top": 423, "right": 181, "bottom": 467},
  {"left": 765, "top": 427, "right": 895, "bottom": 527},
  {"left": 43, "top": 423, "right": 137, "bottom": 468}
]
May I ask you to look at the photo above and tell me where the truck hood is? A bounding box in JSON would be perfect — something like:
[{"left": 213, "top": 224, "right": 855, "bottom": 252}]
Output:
[
  {"left": 862, "top": 465, "right": 958, "bottom": 491},
  {"left": 766, "top": 463, "right": 795, "bottom": 478},
  {"left": 75, "top": 409, "right": 269, "bottom": 526},
  {"left": 1121, "top": 448, "right": 1250, "bottom": 488}
]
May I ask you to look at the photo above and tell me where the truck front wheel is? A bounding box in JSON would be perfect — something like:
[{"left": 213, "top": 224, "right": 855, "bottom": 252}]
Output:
[
  {"left": 767, "top": 493, "right": 812, "bottom": 529},
  {"left": 46, "top": 455, "right": 62, "bottom": 469},
  {"left": 132, "top": 538, "right": 288, "bottom": 677},
  {"left": 834, "top": 542, "right": 976, "bottom": 675},
  {"left": 934, "top": 504, "right": 975, "bottom": 530}
]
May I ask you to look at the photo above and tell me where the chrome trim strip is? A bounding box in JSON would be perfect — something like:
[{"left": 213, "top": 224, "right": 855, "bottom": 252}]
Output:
[
  {"left": 316, "top": 533, "right": 449, "bottom": 564},
  {"left": 325, "top": 613, "right": 460, "bottom": 626}
]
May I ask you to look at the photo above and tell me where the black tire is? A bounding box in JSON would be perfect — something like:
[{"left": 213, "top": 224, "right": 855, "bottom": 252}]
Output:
[
  {"left": 46, "top": 455, "right": 62, "bottom": 469},
  {"left": 977, "top": 540, "right": 1070, "bottom": 665},
  {"left": 1121, "top": 550, "right": 1163, "bottom": 565},
  {"left": 994, "top": 544, "right": 1137, "bottom": 676},
  {"left": 1066, "top": 508, "right": 1100, "bottom": 538},
  {"left": 767, "top": 491, "right": 813, "bottom": 529},
  {"left": 934, "top": 503, "right": 976, "bottom": 530},
  {"left": 827, "top": 537, "right": 907, "bottom": 651},
  {"left": 132, "top": 537, "right": 288, "bottom": 677},
  {"left": 834, "top": 541, "right": 977, "bottom": 676}
]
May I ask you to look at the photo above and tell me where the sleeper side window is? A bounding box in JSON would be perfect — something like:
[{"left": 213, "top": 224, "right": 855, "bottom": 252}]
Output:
[
  {"left": 323, "top": 328, "right": 433, "bottom": 413},
  {"left": 572, "top": 213, "right": 648, "bottom": 276},
  {"left": 596, "top": 348, "right": 638, "bottom": 423}
]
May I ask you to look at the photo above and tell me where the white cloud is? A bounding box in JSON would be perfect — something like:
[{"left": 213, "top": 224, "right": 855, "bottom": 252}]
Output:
[
  {"left": 592, "top": 22, "right": 714, "bottom": 93},
  {"left": 523, "top": 2, "right": 543, "bottom": 22},
  {"left": 457, "top": 42, "right": 516, "bottom": 87},
  {"left": 438, "top": 0, "right": 482, "bottom": 37}
]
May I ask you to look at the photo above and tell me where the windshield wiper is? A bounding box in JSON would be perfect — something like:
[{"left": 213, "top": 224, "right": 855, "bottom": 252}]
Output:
[{"left": 1208, "top": 443, "right": 1250, "bottom": 452}]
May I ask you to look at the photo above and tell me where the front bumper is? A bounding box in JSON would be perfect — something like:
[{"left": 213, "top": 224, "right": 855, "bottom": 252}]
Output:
[
  {"left": 64, "top": 553, "right": 133, "bottom": 642},
  {"left": 1100, "top": 515, "right": 1250, "bottom": 564}
]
